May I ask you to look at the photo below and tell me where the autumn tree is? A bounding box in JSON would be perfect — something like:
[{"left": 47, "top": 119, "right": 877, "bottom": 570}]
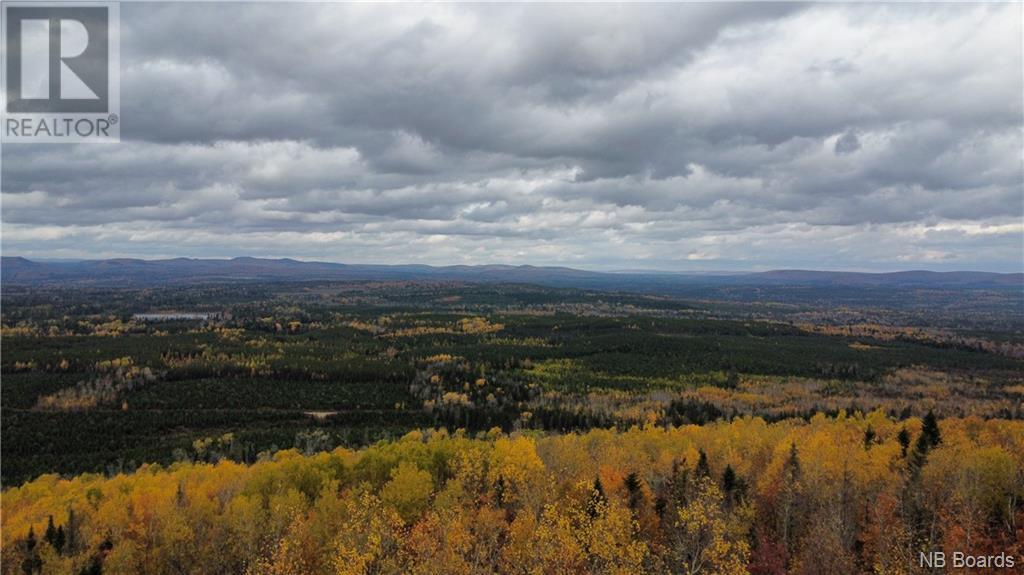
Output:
[{"left": 673, "top": 477, "right": 749, "bottom": 575}]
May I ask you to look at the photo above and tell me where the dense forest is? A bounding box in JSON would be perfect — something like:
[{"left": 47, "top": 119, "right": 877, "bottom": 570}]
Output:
[
  {"left": 3, "top": 415, "right": 1022, "bottom": 574},
  {"left": 2, "top": 280, "right": 1022, "bottom": 573}
]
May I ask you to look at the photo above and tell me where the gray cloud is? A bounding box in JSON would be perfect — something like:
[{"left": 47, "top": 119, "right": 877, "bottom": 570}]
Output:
[
  {"left": 834, "top": 131, "right": 860, "bottom": 155},
  {"left": 2, "top": 2, "right": 1022, "bottom": 271}
]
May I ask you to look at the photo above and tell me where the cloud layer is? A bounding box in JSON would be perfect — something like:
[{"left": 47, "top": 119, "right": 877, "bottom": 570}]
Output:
[{"left": 3, "top": 3, "right": 1022, "bottom": 271}]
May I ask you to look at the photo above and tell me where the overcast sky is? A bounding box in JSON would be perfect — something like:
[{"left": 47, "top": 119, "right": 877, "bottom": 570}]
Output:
[{"left": 2, "top": 2, "right": 1022, "bottom": 271}]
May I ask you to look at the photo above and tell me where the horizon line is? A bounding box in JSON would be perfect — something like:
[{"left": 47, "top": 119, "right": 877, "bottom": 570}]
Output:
[{"left": 4, "top": 255, "right": 1022, "bottom": 276}]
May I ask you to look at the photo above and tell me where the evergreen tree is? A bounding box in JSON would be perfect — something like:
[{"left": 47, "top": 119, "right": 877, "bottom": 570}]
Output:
[
  {"left": 55, "top": 525, "right": 66, "bottom": 554},
  {"left": 908, "top": 413, "right": 943, "bottom": 475},
  {"left": 722, "top": 464, "right": 737, "bottom": 494},
  {"left": 65, "top": 508, "right": 79, "bottom": 555},
  {"left": 654, "top": 495, "right": 667, "bottom": 519},
  {"left": 897, "top": 427, "right": 911, "bottom": 457},
  {"left": 25, "top": 527, "right": 36, "bottom": 553},
  {"left": 920, "top": 411, "right": 941, "bottom": 449},
  {"left": 44, "top": 516, "right": 57, "bottom": 548},
  {"left": 785, "top": 442, "right": 800, "bottom": 483},
  {"left": 624, "top": 471, "right": 643, "bottom": 510},
  {"left": 863, "top": 426, "right": 876, "bottom": 449},
  {"left": 175, "top": 481, "right": 187, "bottom": 507},
  {"left": 22, "top": 527, "right": 41, "bottom": 575},
  {"left": 696, "top": 449, "right": 711, "bottom": 479},
  {"left": 778, "top": 442, "right": 802, "bottom": 556}
]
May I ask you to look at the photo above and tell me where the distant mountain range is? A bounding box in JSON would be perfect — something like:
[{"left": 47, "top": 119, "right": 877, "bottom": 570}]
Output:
[{"left": 2, "top": 256, "right": 1021, "bottom": 291}]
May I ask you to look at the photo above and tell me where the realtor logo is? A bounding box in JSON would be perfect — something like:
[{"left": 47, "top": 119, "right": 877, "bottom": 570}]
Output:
[{"left": 2, "top": 2, "right": 119, "bottom": 142}]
